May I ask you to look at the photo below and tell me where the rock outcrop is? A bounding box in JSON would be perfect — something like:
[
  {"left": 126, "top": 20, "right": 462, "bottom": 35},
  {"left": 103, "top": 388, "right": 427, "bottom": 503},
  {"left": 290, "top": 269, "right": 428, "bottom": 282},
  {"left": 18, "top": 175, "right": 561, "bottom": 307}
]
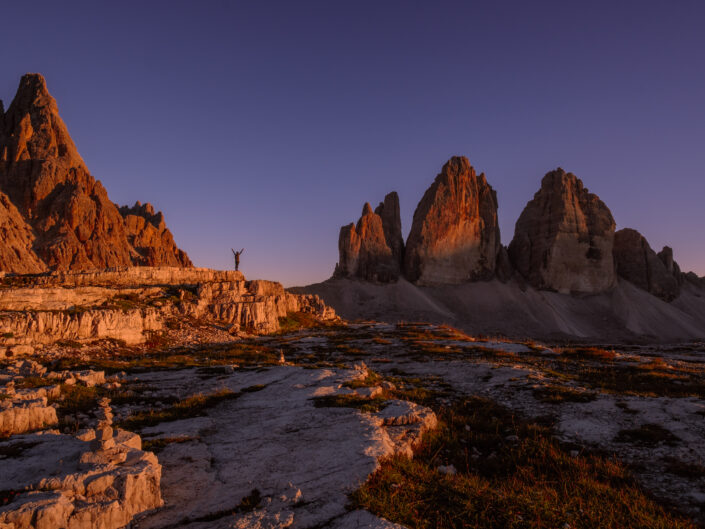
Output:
[
  {"left": 0, "top": 191, "right": 46, "bottom": 274},
  {"left": 0, "top": 267, "right": 336, "bottom": 350},
  {"left": 119, "top": 202, "right": 191, "bottom": 267},
  {"left": 508, "top": 168, "right": 615, "bottom": 294},
  {"left": 375, "top": 192, "right": 404, "bottom": 267},
  {"left": 0, "top": 73, "right": 191, "bottom": 273},
  {"left": 334, "top": 193, "right": 403, "bottom": 282},
  {"left": 613, "top": 229, "right": 680, "bottom": 301},
  {"left": 404, "top": 156, "right": 500, "bottom": 285}
]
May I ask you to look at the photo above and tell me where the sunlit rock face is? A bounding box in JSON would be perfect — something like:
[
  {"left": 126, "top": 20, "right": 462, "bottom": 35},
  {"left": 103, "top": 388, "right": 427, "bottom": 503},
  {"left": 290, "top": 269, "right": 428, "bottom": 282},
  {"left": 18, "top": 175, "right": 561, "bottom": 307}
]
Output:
[
  {"left": 0, "top": 73, "right": 191, "bottom": 272},
  {"left": 614, "top": 228, "right": 680, "bottom": 301},
  {"left": 508, "top": 168, "right": 616, "bottom": 294},
  {"left": 334, "top": 192, "right": 404, "bottom": 282},
  {"left": 404, "top": 156, "right": 500, "bottom": 285}
]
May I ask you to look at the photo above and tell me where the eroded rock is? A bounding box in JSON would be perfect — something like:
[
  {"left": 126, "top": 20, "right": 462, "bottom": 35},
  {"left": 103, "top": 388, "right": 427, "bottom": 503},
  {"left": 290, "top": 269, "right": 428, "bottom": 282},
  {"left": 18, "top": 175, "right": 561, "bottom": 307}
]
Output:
[
  {"left": 404, "top": 156, "right": 500, "bottom": 285},
  {"left": 508, "top": 168, "right": 615, "bottom": 294},
  {"left": 614, "top": 229, "right": 680, "bottom": 301},
  {"left": 0, "top": 73, "right": 190, "bottom": 273},
  {"left": 334, "top": 193, "right": 403, "bottom": 282}
]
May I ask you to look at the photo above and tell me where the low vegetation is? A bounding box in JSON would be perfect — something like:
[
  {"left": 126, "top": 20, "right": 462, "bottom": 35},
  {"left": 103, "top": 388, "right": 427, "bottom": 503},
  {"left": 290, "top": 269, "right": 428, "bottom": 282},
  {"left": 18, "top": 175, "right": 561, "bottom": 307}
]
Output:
[
  {"left": 312, "top": 394, "right": 388, "bottom": 413},
  {"left": 352, "top": 397, "right": 696, "bottom": 529},
  {"left": 117, "top": 389, "right": 242, "bottom": 431}
]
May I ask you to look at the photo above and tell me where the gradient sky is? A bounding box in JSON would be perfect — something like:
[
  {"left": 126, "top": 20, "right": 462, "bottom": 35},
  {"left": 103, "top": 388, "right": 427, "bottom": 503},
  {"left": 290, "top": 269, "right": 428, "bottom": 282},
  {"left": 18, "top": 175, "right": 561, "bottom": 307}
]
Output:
[{"left": 2, "top": 1, "right": 704, "bottom": 286}]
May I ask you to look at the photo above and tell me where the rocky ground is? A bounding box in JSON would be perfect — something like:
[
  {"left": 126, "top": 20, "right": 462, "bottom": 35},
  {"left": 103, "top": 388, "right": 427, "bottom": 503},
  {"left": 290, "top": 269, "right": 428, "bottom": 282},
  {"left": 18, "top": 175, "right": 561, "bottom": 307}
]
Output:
[{"left": 1, "top": 316, "right": 703, "bottom": 528}]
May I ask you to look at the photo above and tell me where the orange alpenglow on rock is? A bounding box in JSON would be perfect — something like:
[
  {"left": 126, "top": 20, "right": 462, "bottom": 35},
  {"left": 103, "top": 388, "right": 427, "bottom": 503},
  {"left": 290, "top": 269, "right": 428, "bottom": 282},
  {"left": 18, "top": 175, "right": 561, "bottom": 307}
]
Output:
[
  {"left": 404, "top": 156, "right": 501, "bottom": 285},
  {"left": 334, "top": 193, "right": 403, "bottom": 282},
  {"left": 508, "top": 168, "right": 616, "bottom": 294},
  {"left": 0, "top": 73, "right": 191, "bottom": 273}
]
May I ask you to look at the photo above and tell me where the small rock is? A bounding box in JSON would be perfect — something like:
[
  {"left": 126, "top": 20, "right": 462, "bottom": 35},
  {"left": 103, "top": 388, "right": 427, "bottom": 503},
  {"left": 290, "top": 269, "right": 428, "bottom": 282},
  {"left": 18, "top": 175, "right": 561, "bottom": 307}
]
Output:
[{"left": 437, "top": 464, "right": 457, "bottom": 475}]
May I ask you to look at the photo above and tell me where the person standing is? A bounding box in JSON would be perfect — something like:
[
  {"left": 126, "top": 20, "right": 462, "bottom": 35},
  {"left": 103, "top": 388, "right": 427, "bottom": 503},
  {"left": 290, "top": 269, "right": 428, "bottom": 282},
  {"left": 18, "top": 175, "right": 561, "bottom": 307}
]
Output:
[{"left": 231, "top": 248, "right": 244, "bottom": 271}]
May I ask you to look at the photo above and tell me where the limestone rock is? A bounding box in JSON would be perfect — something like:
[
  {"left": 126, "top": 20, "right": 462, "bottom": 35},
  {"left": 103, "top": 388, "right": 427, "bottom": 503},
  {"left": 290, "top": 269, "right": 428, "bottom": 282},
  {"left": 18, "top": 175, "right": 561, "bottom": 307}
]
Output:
[
  {"left": 0, "top": 267, "right": 336, "bottom": 346},
  {"left": 0, "top": 431, "right": 162, "bottom": 529},
  {"left": 374, "top": 191, "right": 404, "bottom": 268},
  {"left": 508, "top": 168, "right": 615, "bottom": 294},
  {"left": 0, "top": 396, "right": 58, "bottom": 436},
  {"left": 404, "top": 156, "right": 500, "bottom": 285},
  {"left": 657, "top": 246, "right": 684, "bottom": 286},
  {"left": 0, "top": 191, "right": 46, "bottom": 274},
  {"left": 119, "top": 201, "right": 192, "bottom": 267},
  {"left": 334, "top": 195, "right": 403, "bottom": 282},
  {"left": 613, "top": 229, "right": 680, "bottom": 301},
  {"left": 0, "top": 73, "right": 191, "bottom": 272}
]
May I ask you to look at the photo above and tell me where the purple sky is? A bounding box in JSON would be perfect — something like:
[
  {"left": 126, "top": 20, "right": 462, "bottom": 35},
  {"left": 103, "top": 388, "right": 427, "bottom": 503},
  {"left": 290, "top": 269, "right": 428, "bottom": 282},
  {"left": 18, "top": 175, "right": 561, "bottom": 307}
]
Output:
[{"left": 2, "top": 1, "right": 704, "bottom": 286}]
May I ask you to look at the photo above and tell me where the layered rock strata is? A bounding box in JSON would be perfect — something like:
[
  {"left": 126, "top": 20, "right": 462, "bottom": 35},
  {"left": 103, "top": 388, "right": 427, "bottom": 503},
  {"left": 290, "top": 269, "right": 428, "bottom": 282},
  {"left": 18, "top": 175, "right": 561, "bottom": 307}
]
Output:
[
  {"left": 508, "top": 169, "right": 616, "bottom": 294},
  {"left": 613, "top": 229, "right": 680, "bottom": 301},
  {"left": 0, "top": 267, "right": 336, "bottom": 351},
  {"left": 0, "top": 429, "right": 162, "bottom": 529},
  {"left": 0, "top": 73, "right": 191, "bottom": 272},
  {"left": 334, "top": 192, "right": 403, "bottom": 282},
  {"left": 404, "top": 156, "right": 500, "bottom": 285}
]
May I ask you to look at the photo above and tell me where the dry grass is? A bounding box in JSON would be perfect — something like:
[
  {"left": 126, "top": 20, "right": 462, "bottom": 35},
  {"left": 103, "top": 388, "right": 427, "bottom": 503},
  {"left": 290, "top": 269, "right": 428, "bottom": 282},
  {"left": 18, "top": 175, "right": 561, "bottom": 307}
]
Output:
[
  {"left": 352, "top": 397, "right": 696, "bottom": 529},
  {"left": 117, "top": 388, "right": 241, "bottom": 431},
  {"left": 533, "top": 385, "right": 598, "bottom": 404},
  {"left": 311, "top": 394, "right": 388, "bottom": 413}
]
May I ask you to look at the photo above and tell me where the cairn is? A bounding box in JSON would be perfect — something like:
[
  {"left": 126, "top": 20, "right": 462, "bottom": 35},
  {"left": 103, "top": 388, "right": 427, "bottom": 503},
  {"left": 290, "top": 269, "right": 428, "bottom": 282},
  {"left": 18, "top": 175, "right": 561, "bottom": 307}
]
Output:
[{"left": 90, "top": 397, "right": 115, "bottom": 451}]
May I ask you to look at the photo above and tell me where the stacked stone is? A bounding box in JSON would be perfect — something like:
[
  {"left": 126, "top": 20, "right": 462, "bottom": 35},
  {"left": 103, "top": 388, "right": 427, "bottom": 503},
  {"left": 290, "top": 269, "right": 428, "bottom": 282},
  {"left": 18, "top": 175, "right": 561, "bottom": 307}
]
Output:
[{"left": 91, "top": 397, "right": 115, "bottom": 451}]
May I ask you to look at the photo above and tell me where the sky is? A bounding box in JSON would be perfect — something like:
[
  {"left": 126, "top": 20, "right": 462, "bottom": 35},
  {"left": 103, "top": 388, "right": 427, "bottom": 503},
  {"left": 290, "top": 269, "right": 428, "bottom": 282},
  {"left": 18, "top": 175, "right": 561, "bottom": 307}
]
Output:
[{"left": 1, "top": 0, "right": 704, "bottom": 286}]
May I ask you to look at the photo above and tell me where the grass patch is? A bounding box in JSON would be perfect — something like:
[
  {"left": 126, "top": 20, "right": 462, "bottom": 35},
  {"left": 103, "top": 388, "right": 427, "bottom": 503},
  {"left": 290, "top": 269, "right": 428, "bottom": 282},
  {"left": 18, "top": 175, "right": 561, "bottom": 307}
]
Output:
[
  {"left": 615, "top": 424, "right": 681, "bottom": 447},
  {"left": 15, "top": 376, "right": 61, "bottom": 389},
  {"left": 533, "top": 384, "right": 598, "bottom": 404},
  {"left": 560, "top": 346, "right": 618, "bottom": 361},
  {"left": 343, "top": 370, "right": 382, "bottom": 389},
  {"left": 278, "top": 311, "right": 341, "bottom": 333},
  {"left": 117, "top": 389, "right": 241, "bottom": 431},
  {"left": 352, "top": 397, "right": 696, "bottom": 529},
  {"left": 312, "top": 394, "right": 387, "bottom": 413}
]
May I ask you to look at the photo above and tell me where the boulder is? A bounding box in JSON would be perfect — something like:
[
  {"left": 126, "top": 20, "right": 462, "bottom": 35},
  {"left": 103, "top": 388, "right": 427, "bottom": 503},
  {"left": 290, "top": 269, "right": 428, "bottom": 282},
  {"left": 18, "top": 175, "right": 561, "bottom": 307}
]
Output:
[
  {"left": 334, "top": 195, "right": 402, "bottom": 282},
  {"left": 613, "top": 228, "right": 680, "bottom": 301},
  {"left": 508, "top": 168, "right": 615, "bottom": 294},
  {"left": 404, "top": 156, "right": 500, "bottom": 285},
  {"left": 0, "top": 73, "right": 191, "bottom": 273}
]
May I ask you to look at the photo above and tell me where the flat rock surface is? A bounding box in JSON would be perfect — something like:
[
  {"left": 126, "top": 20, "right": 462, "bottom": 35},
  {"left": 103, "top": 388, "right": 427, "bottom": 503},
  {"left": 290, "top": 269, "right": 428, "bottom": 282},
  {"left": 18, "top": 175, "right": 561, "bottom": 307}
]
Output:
[{"left": 134, "top": 366, "right": 435, "bottom": 529}]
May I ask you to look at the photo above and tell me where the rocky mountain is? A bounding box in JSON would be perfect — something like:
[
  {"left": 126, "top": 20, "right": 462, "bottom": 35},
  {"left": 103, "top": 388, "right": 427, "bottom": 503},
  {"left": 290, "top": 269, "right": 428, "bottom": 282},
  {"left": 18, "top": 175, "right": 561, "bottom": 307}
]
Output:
[
  {"left": 334, "top": 195, "right": 402, "bottom": 282},
  {"left": 508, "top": 169, "right": 616, "bottom": 294},
  {"left": 614, "top": 228, "right": 680, "bottom": 301},
  {"left": 404, "top": 156, "right": 500, "bottom": 285},
  {"left": 374, "top": 191, "right": 404, "bottom": 268},
  {"left": 0, "top": 73, "right": 191, "bottom": 273}
]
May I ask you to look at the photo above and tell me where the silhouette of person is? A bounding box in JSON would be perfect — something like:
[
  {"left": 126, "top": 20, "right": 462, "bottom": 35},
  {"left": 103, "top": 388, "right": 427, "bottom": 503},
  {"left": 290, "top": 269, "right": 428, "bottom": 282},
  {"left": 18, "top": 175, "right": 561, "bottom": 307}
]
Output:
[{"left": 231, "top": 248, "right": 244, "bottom": 271}]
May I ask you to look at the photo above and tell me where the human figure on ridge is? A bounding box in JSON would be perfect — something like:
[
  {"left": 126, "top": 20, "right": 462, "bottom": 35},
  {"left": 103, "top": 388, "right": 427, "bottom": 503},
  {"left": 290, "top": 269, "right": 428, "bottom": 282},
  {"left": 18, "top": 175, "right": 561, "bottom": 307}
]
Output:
[{"left": 231, "top": 248, "right": 244, "bottom": 271}]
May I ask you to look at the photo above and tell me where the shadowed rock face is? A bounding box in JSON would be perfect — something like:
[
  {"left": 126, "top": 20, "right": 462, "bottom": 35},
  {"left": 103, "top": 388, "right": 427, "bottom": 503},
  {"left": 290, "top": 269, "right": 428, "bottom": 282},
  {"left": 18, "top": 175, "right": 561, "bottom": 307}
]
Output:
[
  {"left": 614, "top": 229, "right": 680, "bottom": 301},
  {"left": 508, "top": 169, "right": 615, "bottom": 294},
  {"left": 404, "top": 156, "right": 500, "bottom": 285},
  {"left": 0, "top": 73, "right": 191, "bottom": 272},
  {"left": 0, "top": 190, "right": 46, "bottom": 273},
  {"left": 375, "top": 191, "right": 404, "bottom": 268},
  {"left": 334, "top": 195, "right": 402, "bottom": 282}
]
